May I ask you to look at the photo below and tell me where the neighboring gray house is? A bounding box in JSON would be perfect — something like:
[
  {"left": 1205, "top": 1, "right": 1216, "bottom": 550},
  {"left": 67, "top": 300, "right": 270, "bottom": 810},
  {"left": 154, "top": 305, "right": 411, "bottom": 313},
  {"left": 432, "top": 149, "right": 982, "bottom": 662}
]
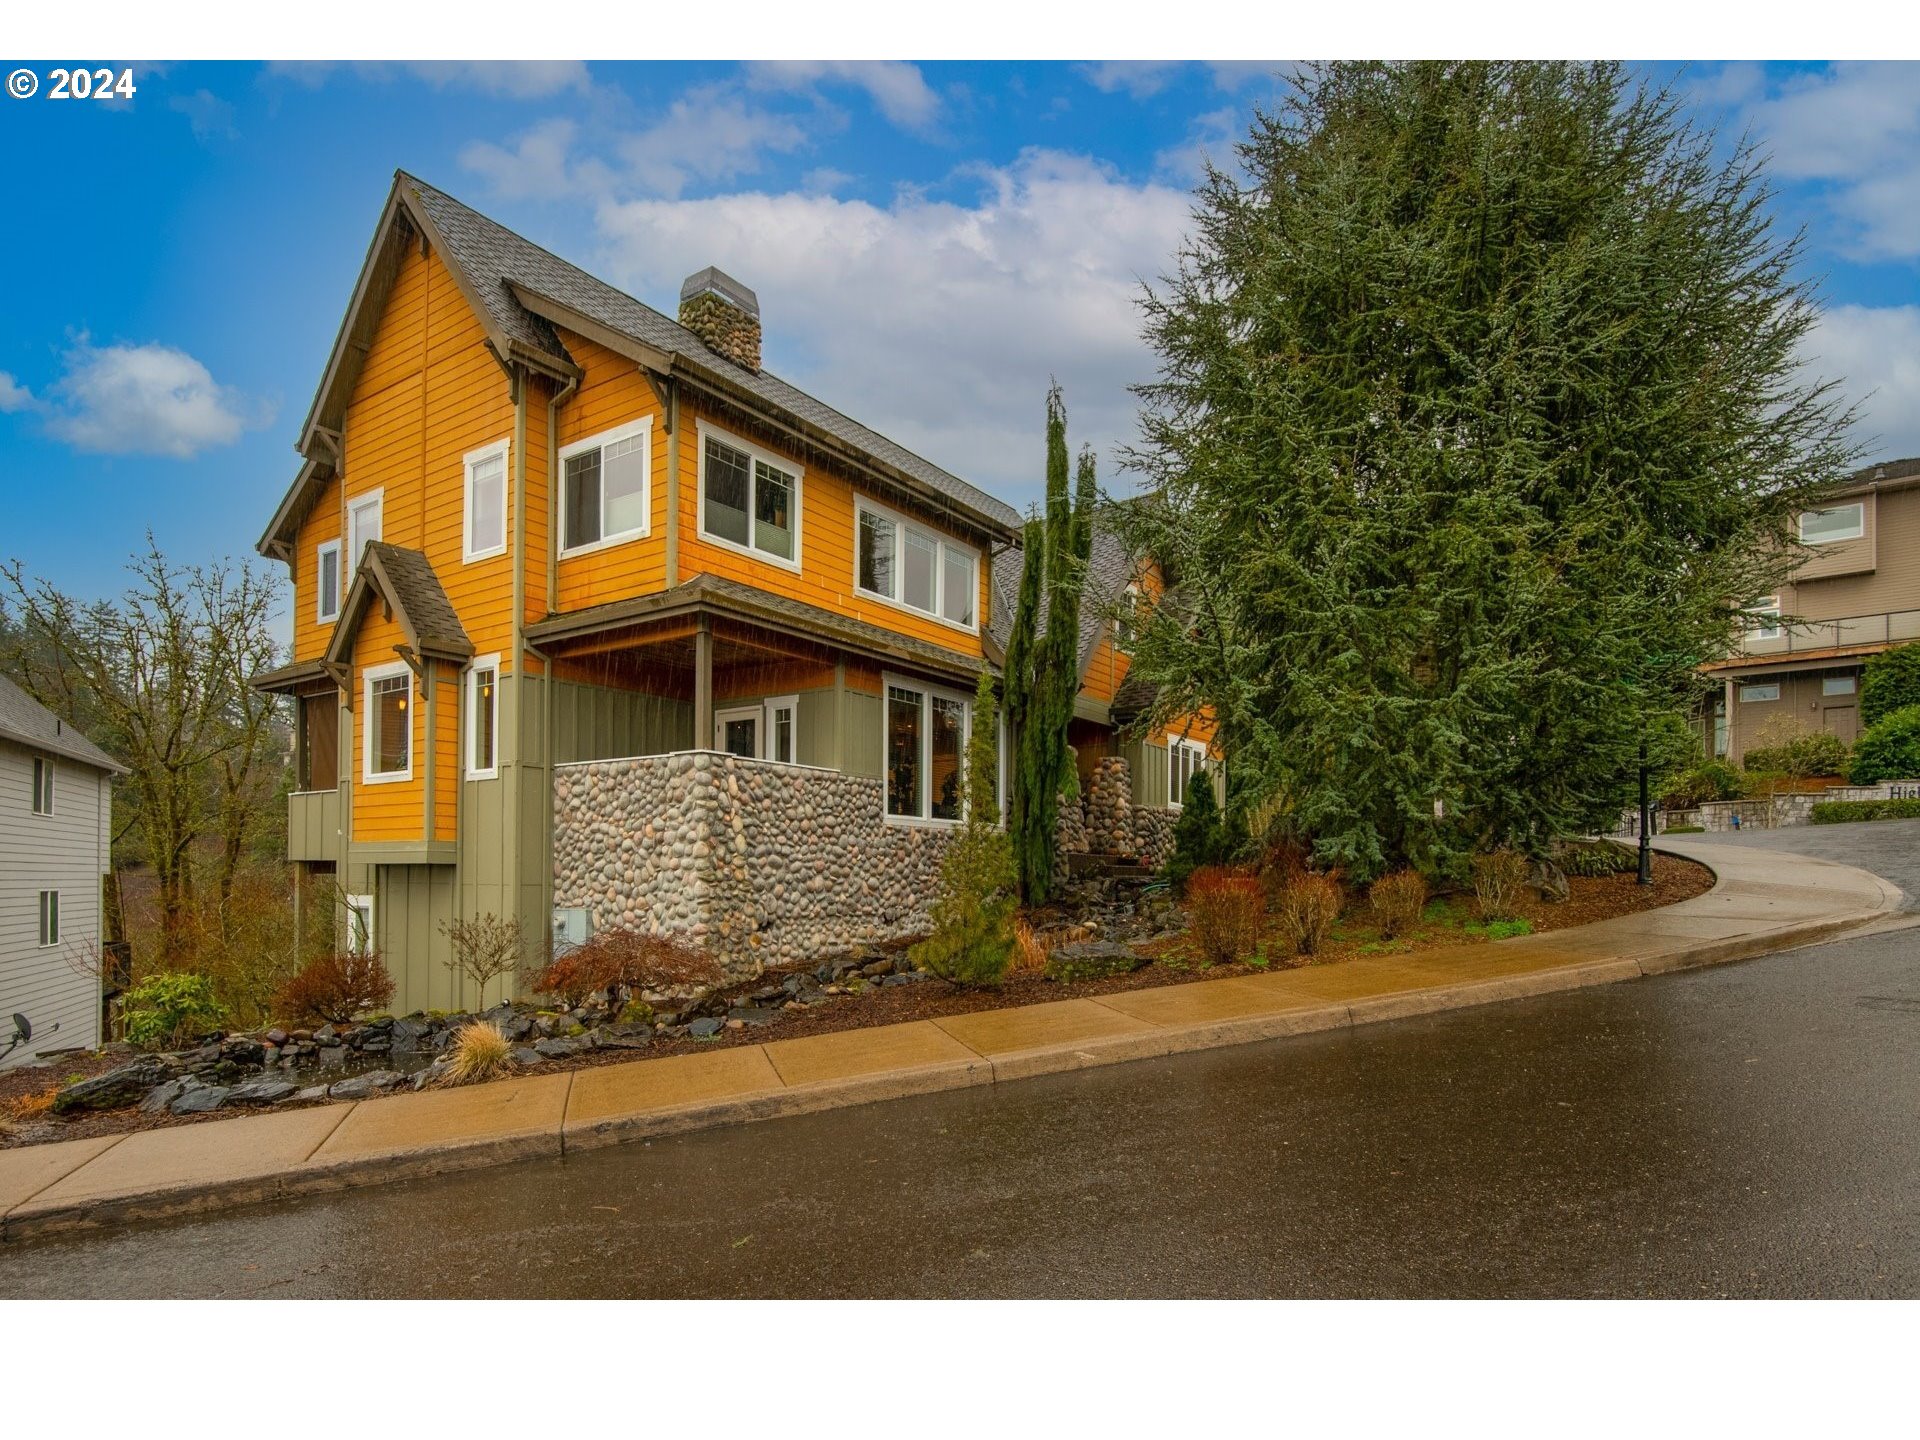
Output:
[{"left": 0, "top": 675, "right": 124, "bottom": 1069}]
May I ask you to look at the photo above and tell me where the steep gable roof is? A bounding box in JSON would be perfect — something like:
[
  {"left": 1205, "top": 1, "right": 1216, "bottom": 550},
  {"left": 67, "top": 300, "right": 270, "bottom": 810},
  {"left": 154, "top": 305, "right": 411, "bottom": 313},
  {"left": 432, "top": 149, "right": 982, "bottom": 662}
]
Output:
[
  {"left": 324, "top": 543, "right": 472, "bottom": 668},
  {"left": 989, "top": 518, "right": 1140, "bottom": 678},
  {"left": 0, "top": 675, "right": 127, "bottom": 774}
]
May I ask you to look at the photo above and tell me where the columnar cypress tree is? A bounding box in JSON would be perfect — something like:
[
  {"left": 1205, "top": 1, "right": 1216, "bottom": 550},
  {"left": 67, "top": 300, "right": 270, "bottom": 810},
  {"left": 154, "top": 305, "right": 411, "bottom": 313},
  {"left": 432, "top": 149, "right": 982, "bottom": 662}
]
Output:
[
  {"left": 1003, "top": 385, "right": 1096, "bottom": 902},
  {"left": 1119, "top": 61, "right": 1856, "bottom": 883}
]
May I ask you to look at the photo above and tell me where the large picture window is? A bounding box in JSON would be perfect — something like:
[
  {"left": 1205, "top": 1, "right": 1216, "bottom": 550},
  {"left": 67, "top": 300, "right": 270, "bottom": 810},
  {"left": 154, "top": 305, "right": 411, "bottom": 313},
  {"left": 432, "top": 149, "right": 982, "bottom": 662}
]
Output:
[
  {"left": 1800, "top": 503, "right": 1864, "bottom": 545},
  {"left": 463, "top": 439, "right": 509, "bottom": 562},
  {"left": 855, "top": 496, "right": 978, "bottom": 631},
  {"left": 362, "top": 662, "right": 412, "bottom": 783},
  {"left": 885, "top": 677, "right": 987, "bottom": 823},
  {"left": 562, "top": 420, "right": 651, "bottom": 554},
  {"left": 698, "top": 423, "right": 800, "bottom": 567}
]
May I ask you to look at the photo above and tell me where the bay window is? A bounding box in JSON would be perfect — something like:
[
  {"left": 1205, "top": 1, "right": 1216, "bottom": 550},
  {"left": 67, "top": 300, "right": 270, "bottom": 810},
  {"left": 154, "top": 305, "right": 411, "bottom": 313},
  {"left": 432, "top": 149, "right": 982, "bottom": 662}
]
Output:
[
  {"left": 562, "top": 420, "right": 651, "bottom": 553},
  {"left": 855, "top": 496, "right": 978, "bottom": 631},
  {"left": 699, "top": 422, "right": 800, "bottom": 566}
]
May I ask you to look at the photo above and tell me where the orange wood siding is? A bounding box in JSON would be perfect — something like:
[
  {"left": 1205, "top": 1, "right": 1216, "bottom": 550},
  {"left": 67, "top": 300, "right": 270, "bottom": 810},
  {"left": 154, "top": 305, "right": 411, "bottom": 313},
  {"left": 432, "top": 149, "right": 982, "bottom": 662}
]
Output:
[
  {"left": 292, "top": 474, "right": 343, "bottom": 662},
  {"left": 349, "top": 604, "right": 425, "bottom": 842},
  {"left": 432, "top": 663, "right": 459, "bottom": 841},
  {"left": 675, "top": 398, "right": 987, "bottom": 659}
]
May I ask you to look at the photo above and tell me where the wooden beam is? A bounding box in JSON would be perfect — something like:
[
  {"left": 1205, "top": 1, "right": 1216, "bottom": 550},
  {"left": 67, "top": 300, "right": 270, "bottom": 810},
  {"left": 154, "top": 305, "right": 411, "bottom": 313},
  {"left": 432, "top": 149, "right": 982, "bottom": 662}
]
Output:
[{"left": 694, "top": 614, "right": 714, "bottom": 750}]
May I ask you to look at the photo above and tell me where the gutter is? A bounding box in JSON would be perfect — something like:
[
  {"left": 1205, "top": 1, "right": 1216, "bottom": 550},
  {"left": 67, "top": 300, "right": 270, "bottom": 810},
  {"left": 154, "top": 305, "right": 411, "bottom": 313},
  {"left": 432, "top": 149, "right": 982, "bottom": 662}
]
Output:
[{"left": 546, "top": 373, "right": 580, "bottom": 615}]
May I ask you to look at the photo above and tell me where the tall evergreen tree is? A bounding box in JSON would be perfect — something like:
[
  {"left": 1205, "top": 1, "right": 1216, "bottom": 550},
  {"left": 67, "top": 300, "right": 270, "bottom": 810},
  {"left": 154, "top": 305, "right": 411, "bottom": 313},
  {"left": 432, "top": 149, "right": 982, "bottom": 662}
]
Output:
[
  {"left": 1003, "top": 385, "right": 1096, "bottom": 901},
  {"left": 1118, "top": 62, "right": 1856, "bottom": 882}
]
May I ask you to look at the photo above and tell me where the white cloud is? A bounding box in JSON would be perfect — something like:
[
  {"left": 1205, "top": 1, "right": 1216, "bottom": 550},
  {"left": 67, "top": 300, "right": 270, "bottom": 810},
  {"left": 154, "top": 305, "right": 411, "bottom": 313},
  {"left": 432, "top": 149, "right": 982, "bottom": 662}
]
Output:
[
  {"left": 615, "top": 86, "right": 810, "bottom": 198},
  {"left": 0, "top": 372, "right": 32, "bottom": 413},
  {"left": 1154, "top": 107, "right": 1240, "bottom": 183},
  {"left": 267, "top": 60, "right": 588, "bottom": 99},
  {"left": 460, "top": 118, "right": 592, "bottom": 201},
  {"left": 748, "top": 61, "right": 942, "bottom": 134},
  {"left": 1802, "top": 304, "right": 1920, "bottom": 461},
  {"left": 31, "top": 339, "right": 258, "bottom": 458},
  {"left": 1734, "top": 62, "right": 1920, "bottom": 260},
  {"left": 591, "top": 149, "right": 1192, "bottom": 512},
  {"left": 169, "top": 88, "right": 235, "bottom": 142},
  {"left": 1077, "top": 62, "right": 1183, "bottom": 99}
]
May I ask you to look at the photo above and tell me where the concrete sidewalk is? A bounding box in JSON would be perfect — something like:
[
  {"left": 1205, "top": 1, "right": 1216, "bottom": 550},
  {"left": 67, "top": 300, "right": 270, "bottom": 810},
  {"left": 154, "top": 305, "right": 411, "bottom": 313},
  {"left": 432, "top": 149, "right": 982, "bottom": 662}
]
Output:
[{"left": 2, "top": 842, "right": 1903, "bottom": 1243}]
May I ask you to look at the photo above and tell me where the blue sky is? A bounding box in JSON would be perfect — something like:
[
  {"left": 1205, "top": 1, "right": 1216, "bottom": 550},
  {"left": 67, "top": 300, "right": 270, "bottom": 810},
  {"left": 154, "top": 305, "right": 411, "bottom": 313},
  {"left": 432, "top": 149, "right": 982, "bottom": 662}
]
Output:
[{"left": 2, "top": 59, "right": 1916, "bottom": 634}]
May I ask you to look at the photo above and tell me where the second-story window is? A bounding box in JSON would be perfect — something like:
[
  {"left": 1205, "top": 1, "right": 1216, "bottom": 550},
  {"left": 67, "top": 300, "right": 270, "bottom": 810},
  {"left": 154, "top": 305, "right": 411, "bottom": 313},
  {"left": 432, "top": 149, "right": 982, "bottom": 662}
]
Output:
[
  {"left": 1749, "top": 596, "right": 1782, "bottom": 641},
  {"left": 32, "top": 755, "right": 54, "bottom": 815},
  {"left": 1800, "top": 503, "right": 1864, "bottom": 545},
  {"left": 699, "top": 423, "right": 799, "bottom": 567},
  {"left": 347, "top": 489, "right": 383, "bottom": 582},
  {"left": 464, "top": 440, "right": 509, "bottom": 562},
  {"left": 316, "top": 540, "right": 341, "bottom": 623},
  {"left": 856, "top": 496, "right": 977, "bottom": 630},
  {"left": 562, "top": 420, "right": 651, "bottom": 554}
]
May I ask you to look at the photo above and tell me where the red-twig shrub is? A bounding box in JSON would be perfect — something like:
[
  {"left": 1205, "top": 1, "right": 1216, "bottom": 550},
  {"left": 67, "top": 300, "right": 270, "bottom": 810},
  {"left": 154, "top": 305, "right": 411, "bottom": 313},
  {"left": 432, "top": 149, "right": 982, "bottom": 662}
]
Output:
[
  {"left": 526, "top": 929, "right": 723, "bottom": 1007},
  {"left": 1275, "top": 872, "right": 1343, "bottom": 957},
  {"left": 1369, "top": 870, "right": 1429, "bottom": 940},
  {"left": 274, "top": 951, "right": 396, "bottom": 1025},
  {"left": 1185, "top": 867, "right": 1265, "bottom": 966}
]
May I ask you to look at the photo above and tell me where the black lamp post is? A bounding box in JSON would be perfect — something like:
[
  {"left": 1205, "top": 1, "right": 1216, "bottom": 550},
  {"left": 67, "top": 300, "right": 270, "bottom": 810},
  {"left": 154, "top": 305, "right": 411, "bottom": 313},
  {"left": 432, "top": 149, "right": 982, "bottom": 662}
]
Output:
[{"left": 1637, "top": 736, "right": 1652, "bottom": 886}]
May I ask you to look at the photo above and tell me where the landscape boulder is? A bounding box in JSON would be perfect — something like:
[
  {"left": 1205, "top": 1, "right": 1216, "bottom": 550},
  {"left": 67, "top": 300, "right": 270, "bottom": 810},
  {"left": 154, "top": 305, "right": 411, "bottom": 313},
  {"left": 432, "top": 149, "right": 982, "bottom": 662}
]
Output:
[{"left": 51, "top": 1057, "right": 175, "bottom": 1114}]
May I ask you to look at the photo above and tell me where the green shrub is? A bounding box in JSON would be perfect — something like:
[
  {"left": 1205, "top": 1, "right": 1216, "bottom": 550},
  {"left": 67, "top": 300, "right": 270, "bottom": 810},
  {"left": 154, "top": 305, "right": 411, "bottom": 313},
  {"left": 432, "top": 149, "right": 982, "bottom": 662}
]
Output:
[
  {"left": 1558, "top": 840, "right": 1638, "bottom": 877},
  {"left": 1660, "top": 760, "right": 1746, "bottom": 809},
  {"left": 1742, "top": 729, "right": 1850, "bottom": 779},
  {"left": 121, "top": 973, "right": 228, "bottom": 1049},
  {"left": 1165, "top": 769, "right": 1226, "bottom": 893},
  {"left": 1861, "top": 644, "right": 1920, "bottom": 727},
  {"left": 1471, "top": 849, "right": 1531, "bottom": 923},
  {"left": 1810, "top": 798, "right": 1920, "bottom": 824},
  {"left": 1368, "top": 870, "right": 1429, "bottom": 939},
  {"left": 1664, "top": 824, "right": 1706, "bottom": 834},
  {"left": 910, "top": 673, "right": 1017, "bottom": 987},
  {"left": 1849, "top": 706, "right": 1920, "bottom": 785}
]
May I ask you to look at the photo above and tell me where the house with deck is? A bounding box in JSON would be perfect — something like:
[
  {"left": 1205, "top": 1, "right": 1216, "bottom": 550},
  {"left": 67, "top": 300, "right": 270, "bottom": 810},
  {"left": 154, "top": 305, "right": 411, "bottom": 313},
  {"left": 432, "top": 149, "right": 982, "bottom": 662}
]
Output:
[
  {"left": 254, "top": 172, "right": 1215, "bottom": 1012},
  {"left": 1, "top": 676, "right": 124, "bottom": 1068},
  {"left": 1702, "top": 457, "right": 1920, "bottom": 764}
]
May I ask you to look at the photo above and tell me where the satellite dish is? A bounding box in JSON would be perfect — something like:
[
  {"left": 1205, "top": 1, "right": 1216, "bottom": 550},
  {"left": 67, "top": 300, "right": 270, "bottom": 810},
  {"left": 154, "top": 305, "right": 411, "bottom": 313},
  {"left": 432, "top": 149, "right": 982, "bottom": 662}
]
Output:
[{"left": 10, "top": 1013, "right": 26, "bottom": 1041}]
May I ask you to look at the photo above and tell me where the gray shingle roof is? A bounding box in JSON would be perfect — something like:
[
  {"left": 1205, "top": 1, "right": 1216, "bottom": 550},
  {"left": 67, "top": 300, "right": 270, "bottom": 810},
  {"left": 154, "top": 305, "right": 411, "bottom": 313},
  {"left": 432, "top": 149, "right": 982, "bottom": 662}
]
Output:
[
  {"left": 988, "top": 518, "right": 1137, "bottom": 674},
  {"left": 400, "top": 173, "right": 1020, "bottom": 534},
  {"left": 324, "top": 543, "right": 472, "bottom": 666},
  {"left": 0, "top": 674, "right": 127, "bottom": 774}
]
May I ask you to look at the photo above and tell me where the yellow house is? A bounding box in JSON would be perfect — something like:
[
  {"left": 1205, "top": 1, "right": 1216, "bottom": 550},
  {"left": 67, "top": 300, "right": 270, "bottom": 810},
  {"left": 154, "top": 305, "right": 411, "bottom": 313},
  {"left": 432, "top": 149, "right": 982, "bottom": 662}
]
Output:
[{"left": 256, "top": 172, "right": 1215, "bottom": 1010}]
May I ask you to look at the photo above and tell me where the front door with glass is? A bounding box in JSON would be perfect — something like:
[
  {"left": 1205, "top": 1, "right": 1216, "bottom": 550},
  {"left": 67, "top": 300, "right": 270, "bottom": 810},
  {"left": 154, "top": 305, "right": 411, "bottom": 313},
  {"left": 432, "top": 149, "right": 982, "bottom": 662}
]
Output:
[{"left": 716, "top": 707, "right": 760, "bottom": 758}]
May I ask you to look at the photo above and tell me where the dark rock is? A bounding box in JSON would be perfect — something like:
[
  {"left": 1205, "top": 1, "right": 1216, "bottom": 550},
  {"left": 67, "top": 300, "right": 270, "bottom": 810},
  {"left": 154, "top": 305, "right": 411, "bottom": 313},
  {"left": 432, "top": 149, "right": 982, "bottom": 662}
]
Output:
[
  {"left": 411, "top": 1060, "right": 452, "bottom": 1091},
  {"left": 52, "top": 1057, "right": 175, "bottom": 1114},
  {"left": 139, "top": 1078, "right": 188, "bottom": 1114},
  {"left": 265, "top": 1028, "right": 290, "bottom": 1047},
  {"left": 295, "top": 1085, "right": 330, "bottom": 1102},
  {"left": 186, "top": 1042, "right": 223, "bottom": 1067},
  {"left": 726, "top": 1006, "right": 782, "bottom": 1026},
  {"left": 505, "top": 1014, "right": 534, "bottom": 1041},
  {"left": 596, "top": 1030, "right": 652, "bottom": 1051},
  {"left": 879, "top": 973, "right": 917, "bottom": 987},
  {"left": 511, "top": 1046, "right": 543, "bottom": 1066},
  {"left": 358, "top": 1037, "right": 392, "bottom": 1054},
  {"left": 313, "top": 1023, "right": 338, "bottom": 1044},
  {"left": 533, "top": 1036, "right": 585, "bottom": 1060},
  {"left": 687, "top": 1017, "right": 723, "bottom": 1039},
  {"left": 750, "top": 984, "right": 786, "bottom": 1004},
  {"left": 227, "top": 1077, "right": 297, "bottom": 1106},
  {"left": 220, "top": 1038, "right": 266, "bottom": 1066},
  {"left": 171, "top": 1084, "right": 230, "bottom": 1115},
  {"left": 390, "top": 1018, "right": 429, "bottom": 1052},
  {"left": 860, "top": 958, "right": 894, "bottom": 978},
  {"left": 328, "top": 1069, "right": 404, "bottom": 1099},
  {"left": 317, "top": 1046, "right": 347, "bottom": 1069},
  {"left": 482, "top": 1003, "right": 516, "bottom": 1028},
  {"left": 796, "top": 989, "right": 829, "bottom": 1005},
  {"left": 1043, "top": 942, "right": 1149, "bottom": 983}
]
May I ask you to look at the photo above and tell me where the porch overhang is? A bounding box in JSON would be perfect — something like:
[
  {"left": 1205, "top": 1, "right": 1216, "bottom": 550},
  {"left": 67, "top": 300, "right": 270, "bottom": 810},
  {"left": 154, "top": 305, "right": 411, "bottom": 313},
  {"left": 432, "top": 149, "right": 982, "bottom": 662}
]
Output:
[
  {"left": 252, "top": 658, "right": 337, "bottom": 697},
  {"left": 1701, "top": 644, "right": 1886, "bottom": 679}
]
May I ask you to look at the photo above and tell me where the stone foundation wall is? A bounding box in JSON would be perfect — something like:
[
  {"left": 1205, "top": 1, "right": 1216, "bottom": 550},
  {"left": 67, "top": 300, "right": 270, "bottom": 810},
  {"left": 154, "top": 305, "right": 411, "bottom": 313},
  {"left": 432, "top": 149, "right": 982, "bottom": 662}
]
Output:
[
  {"left": 1618, "top": 779, "right": 1920, "bottom": 836},
  {"left": 1086, "top": 757, "right": 1134, "bottom": 854},
  {"left": 554, "top": 752, "right": 957, "bottom": 981},
  {"left": 1132, "top": 806, "right": 1177, "bottom": 868}
]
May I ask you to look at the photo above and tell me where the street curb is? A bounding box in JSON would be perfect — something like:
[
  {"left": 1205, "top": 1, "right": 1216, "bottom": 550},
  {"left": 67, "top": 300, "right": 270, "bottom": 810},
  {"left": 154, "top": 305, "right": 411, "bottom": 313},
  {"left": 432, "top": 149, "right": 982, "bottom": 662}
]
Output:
[{"left": 1, "top": 843, "right": 1899, "bottom": 1246}]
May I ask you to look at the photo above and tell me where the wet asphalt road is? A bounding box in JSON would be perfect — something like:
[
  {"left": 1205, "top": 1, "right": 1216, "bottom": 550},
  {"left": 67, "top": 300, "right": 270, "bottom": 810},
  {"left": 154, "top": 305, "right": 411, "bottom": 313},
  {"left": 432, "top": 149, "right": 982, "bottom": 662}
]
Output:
[{"left": 4, "top": 826, "right": 1917, "bottom": 1298}]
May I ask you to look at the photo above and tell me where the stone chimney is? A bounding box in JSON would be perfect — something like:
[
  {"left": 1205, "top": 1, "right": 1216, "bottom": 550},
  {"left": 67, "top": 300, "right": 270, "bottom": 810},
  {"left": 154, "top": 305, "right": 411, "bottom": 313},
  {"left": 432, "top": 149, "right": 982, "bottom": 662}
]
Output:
[{"left": 678, "top": 266, "right": 761, "bottom": 372}]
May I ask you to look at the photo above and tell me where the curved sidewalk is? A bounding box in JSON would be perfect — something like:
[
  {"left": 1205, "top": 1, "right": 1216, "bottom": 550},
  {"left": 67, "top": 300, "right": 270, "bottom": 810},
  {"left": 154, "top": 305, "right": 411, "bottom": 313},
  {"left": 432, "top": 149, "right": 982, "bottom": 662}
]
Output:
[{"left": 1, "top": 842, "right": 1903, "bottom": 1244}]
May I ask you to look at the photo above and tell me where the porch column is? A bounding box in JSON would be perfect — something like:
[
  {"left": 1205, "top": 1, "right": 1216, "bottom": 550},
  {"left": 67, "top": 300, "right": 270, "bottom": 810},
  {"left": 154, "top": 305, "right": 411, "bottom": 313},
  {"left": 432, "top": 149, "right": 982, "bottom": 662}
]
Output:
[{"left": 694, "top": 614, "right": 713, "bottom": 749}]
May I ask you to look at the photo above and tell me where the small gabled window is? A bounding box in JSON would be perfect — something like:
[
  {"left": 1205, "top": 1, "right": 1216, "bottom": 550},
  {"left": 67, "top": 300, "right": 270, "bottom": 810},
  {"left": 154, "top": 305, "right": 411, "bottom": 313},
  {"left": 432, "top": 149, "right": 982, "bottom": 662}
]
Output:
[
  {"left": 562, "top": 421, "right": 651, "bottom": 554},
  {"left": 464, "top": 440, "right": 509, "bottom": 562},
  {"left": 32, "top": 755, "right": 54, "bottom": 815},
  {"left": 38, "top": 890, "right": 60, "bottom": 947},
  {"left": 316, "top": 540, "right": 342, "bottom": 624},
  {"left": 363, "top": 663, "right": 413, "bottom": 782}
]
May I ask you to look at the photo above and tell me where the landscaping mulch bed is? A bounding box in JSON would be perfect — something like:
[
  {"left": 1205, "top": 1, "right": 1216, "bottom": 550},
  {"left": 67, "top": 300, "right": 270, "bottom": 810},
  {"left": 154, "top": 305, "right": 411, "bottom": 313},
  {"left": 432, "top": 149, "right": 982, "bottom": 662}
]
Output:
[{"left": 2, "top": 852, "right": 1712, "bottom": 1152}]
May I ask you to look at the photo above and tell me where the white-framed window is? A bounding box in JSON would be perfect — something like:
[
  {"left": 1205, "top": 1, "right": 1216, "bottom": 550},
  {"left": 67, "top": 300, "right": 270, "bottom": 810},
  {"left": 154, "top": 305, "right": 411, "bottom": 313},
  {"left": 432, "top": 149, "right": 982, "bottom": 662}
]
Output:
[
  {"left": 31, "top": 755, "right": 53, "bottom": 815},
  {"left": 347, "top": 488, "right": 383, "bottom": 581},
  {"left": 316, "top": 539, "right": 342, "bottom": 623},
  {"left": 854, "top": 495, "right": 979, "bottom": 631},
  {"left": 1800, "top": 503, "right": 1864, "bottom": 545},
  {"left": 884, "top": 674, "right": 981, "bottom": 824},
  {"left": 38, "top": 890, "right": 60, "bottom": 947},
  {"left": 1749, "top": 597, "right": 1782, "bottom": 641},
  {"left": 345, "top": 894, "right": 375, "bottom": 956},
  {"left": 1740, "top": 681, "right": 1781, "bottom": 703},
  {"left": 466, "top": 654, "right": 500, "bottom": 779},
  {"left": 1169, "top": 736, "right": 1209, "bottom": 808},
  {"left": 1822, "top": 674, "right": 1858, "bottom": 697},
  {"left": 362, "top": 660, "right": 413, "bottom": 783},
  {"left": 1115, "top": 581, "right": 1145, "bottom": 655},
  {"left": 698, "top": 420, "right": 801, "bottom": 569},
  {"left": 766, "top": 694, "right": 798, "bottom": 765},
  {"left": 715, "top": 705, "right": 762, "bottom": 758},
  {"left": 561, "top": 419, "right": 651, "bottom": 555},
  {"left": 463, "top": 439, "right": 510, "bottom": 562}
]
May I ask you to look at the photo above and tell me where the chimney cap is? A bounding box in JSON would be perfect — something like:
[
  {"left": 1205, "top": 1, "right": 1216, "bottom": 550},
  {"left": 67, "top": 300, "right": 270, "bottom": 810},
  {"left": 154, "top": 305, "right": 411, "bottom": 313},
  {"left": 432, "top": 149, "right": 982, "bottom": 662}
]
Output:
[{"left": 679, "top": 266, "right": 759, "bottom": 319}]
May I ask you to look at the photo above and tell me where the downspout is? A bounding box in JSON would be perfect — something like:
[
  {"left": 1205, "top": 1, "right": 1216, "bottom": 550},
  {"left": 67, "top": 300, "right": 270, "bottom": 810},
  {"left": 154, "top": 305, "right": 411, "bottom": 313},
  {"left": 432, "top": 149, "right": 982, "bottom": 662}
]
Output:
[
  {"left": 662, "top": 376, "right": 681, "bottom": 587},
  {"left": 546, "top": 373, "right": 579, "bottom": 615},
  {"left": 528, "top": 637, "right": 557, "bottom": 944},
  {"left": 506, "top": 369, "right": 528, "bottom": 967}
]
